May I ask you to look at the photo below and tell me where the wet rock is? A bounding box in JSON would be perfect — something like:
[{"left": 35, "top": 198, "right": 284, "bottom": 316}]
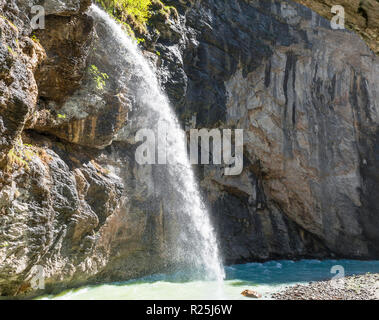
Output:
[{"left": 241, "top": 289, "right": 262, "bottom": 299}]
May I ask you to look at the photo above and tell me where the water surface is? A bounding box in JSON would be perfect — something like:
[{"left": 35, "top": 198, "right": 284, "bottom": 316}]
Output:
[{"left": 41, "top": 259, "right": 379, "bottom": 300}]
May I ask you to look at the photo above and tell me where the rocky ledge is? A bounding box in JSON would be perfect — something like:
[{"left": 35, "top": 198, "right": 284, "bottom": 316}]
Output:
[{"left": 272, "top": 273, "right": 379, "bottom": 300}]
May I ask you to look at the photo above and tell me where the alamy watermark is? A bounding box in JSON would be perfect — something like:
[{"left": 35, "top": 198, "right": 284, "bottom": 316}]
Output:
[
  {"left": 135, "top": 120, "right": 244, "bottom": 176},
  {"left": 31, "top": 5, "right": 45, "bottom": 30},
  {"left": 330, "top": 265, "right": 345, "bottom": 289},
  {"left": 331, "top": 5, "right": 345, "bottom": 30}
]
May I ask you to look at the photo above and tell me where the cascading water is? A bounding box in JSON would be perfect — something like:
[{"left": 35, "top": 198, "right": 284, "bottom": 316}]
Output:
[{"left": 89, "top": 5, "right": 225, "bottom": 282}]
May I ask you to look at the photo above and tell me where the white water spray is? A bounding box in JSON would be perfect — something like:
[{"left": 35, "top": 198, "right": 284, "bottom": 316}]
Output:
[{"left": 89, "top": 5, "right": 225, "bottom": 282}]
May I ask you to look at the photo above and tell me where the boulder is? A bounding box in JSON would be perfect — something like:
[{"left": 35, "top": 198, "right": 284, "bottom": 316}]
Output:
[{"left": 241, "top": 289, "right": 262, "bottom": 299}]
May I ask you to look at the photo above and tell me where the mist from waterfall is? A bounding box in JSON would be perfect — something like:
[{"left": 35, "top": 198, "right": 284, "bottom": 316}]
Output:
[{"left": 89, "top": 5, "right": 225, "bottom": 282}]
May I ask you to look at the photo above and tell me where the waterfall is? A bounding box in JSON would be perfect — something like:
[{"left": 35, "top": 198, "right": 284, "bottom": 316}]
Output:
[{"left": 89, "top": 5, "right": 225, "bottom": 282}]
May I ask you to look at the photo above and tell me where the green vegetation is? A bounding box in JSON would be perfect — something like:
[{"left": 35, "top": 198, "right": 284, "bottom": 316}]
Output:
[
  {"left": 95, "top": 0, "right": 178, "bottom": 39},
  {"left": 6, "top": 140, "right": 52, "bottom": 172},
  {"left": 31, "top": 34, "right": 39, "bottom": 43},
  {"left": 0, "top": 241, "right": 9, "bottom": 248},
  {"left": 95, "top": 0, "right": 152, "bottom": 34},
  {"left": 137, "top": 37, "right": 145, "bottom": 44},
  {"left": 6, "top": 142, "right": 34, "bottom": 172},
  {"left": 7, "top": 46, "right": 14, "bottom": 56},
  {"left": 98, "top": 0, "right": 152, "bottom": 24},
  {"left": 149, "top": 0, "right": 178, "bottom": 21},
  {"left": 89, "top": 65, "right": 109, "bottom": 90}
]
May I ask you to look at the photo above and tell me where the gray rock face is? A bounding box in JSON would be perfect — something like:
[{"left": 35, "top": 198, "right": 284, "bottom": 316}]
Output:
[
  {"left": 0, "top": 0, "right": 45, "bottom": 167},
  {"left": 153, "top": 0, "right": 379, "bottom": 261},
  {"left": 30, "top": 10, "right": 130, "bottom": 149},
  {"left": 0, "top": 0, "right": 378, "bottom": 297}
]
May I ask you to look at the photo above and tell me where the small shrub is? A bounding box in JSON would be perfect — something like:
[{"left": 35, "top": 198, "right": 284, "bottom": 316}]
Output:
[
  {"left": 95, "top": 0, "right": 178, "bottom": 36},
  {"left": 96, "top": 0, "right": 152, "bottom": 33},
  {"left": 7, "top": 46, "right": 14, "bottom": 56},
  {"left": 31, "top": 34, "right": 39, "bottom": 43},
  {"left": 0, "top": 241, "right": 9, "bottom": 248},
  {"left": 89, "top": 64, "right": 109, "bottom": 90}
]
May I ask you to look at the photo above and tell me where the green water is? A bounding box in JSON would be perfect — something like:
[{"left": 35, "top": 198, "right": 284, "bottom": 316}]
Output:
[{"left": 40, "top": 260, "right": 379, "bottom": 300}]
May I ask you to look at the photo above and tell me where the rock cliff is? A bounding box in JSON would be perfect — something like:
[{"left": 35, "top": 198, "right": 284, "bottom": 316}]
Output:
[{"left": 0, "top": 0, "right": 378, "bottom": 296}]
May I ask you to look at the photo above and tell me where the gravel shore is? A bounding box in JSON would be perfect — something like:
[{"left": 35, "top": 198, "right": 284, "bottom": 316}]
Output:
[{"left": 272, "top": 273, "right": 379, "bottom": 300}]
